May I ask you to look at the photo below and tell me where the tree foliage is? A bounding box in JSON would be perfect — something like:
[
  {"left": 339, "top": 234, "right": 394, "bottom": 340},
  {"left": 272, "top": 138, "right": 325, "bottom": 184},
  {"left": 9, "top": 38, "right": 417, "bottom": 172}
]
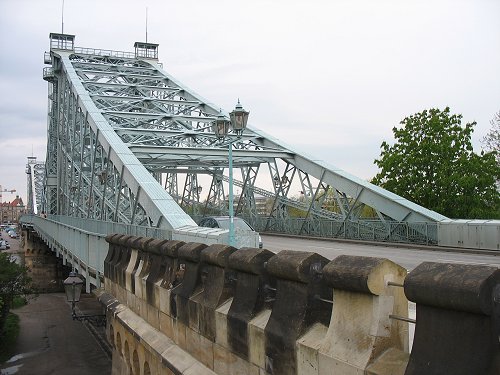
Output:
[
  {"left": 0, "top": 253, "right": 34, "bottom": 340},
  {"left": 372, "top": 107, "right": 500, "bottom": 219},
  {"left": 482, "top": 111, "right": 500, "bottom": 167}
]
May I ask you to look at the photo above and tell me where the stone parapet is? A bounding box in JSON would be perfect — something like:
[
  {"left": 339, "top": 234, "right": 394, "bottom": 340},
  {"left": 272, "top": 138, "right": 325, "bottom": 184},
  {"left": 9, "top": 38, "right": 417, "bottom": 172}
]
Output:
[
  {"left": 101, "top": 235, "right": 500, "bottom": 375},
  {"left": 404, "top": 262, "right": 500, "bottom": 375}
]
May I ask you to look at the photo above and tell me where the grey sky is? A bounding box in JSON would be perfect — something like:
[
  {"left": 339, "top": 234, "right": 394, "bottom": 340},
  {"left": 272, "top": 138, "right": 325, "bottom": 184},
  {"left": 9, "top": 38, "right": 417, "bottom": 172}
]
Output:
[{"left": 0, "top": 0, "right": 499, "bottom": 204}]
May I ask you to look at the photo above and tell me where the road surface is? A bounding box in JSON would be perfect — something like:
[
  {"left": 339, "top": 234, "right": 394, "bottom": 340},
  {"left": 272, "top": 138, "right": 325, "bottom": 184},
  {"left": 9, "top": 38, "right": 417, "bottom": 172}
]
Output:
[{"left": 261, "top": 234, "right": 500, "bottom": 270}]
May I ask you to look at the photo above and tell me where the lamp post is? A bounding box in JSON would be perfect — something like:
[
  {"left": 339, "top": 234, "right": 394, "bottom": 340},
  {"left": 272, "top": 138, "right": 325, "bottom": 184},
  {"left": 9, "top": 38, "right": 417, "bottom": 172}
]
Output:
[
  {"left": 212, "top": 100, "right": 249, "bottom": 247},
  {"left": 63, "top": 271, "right": 105, "bottom": 326}
]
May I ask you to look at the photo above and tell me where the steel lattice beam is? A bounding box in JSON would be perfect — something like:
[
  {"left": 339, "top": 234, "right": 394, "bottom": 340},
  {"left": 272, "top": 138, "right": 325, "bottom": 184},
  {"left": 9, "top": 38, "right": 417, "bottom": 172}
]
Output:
[{"left": 40, "top": 33, "right": 447, "bottom": 242}]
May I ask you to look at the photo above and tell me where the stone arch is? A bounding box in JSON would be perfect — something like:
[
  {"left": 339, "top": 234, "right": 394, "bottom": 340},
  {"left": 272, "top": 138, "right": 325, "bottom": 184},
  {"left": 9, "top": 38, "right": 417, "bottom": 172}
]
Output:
[
  {"left": 116, "top": 331, "right": 122, "bottom": 356},
  {"left": 143, "top": 361, "right": 151, "bottom": 375},
  {"left": 132, "top": 349, "right": 140, "bottom": 375}
]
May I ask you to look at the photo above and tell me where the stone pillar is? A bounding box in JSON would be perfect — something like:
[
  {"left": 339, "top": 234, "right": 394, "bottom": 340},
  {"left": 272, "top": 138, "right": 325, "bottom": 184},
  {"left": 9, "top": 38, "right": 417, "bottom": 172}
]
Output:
[
  {"left": 264, "top": 250, "right": 331, "bottom": 375},
  {"left": 226, "top": 247, "right": 275, "bottom": 360},
  {"left": 318, "top": 255, "right": 408, "bottom": 375},
  {"left": 22, "top": 227, "right": 65, "bottom": 292},
  {"left": 170, "top": 242, "right": 208, "bottom": 327},
  {"left": 404, "top": 261, "right": 500, "bottom": 375}
]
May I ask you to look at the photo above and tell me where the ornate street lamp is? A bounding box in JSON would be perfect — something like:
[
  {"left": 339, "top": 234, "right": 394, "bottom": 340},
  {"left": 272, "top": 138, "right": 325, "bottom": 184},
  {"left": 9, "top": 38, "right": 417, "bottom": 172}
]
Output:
[
  {"left": 229, "top": 99, "right": 249, "bottom": 135},
  {"left": 212, "top": 101, "right": 249, "bottom": 247},
  {"left": 212, "top": 112, "right": 231, "bottom": 139},
  {"left": 63, "top": 271, "right": 105, "bottom": 326}
]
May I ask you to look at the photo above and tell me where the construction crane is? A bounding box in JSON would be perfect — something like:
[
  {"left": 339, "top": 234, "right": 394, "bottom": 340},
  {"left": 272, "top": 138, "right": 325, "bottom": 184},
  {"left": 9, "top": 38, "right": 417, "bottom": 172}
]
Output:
[{"left": 0, "top": 185, "right": 16, "bottom": 203}]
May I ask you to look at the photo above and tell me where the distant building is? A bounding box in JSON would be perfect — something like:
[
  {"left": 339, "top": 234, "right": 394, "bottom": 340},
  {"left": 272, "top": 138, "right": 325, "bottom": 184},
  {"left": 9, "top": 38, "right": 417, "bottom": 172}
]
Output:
[{"left": 1, "top": 195, "right": 26, "bottom": 223}]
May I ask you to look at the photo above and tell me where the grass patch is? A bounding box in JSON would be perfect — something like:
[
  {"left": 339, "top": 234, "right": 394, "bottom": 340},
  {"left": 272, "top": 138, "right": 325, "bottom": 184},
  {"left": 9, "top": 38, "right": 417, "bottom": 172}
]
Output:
[{"left": 0, "top": 313, "right": 20, "bottom": 363}]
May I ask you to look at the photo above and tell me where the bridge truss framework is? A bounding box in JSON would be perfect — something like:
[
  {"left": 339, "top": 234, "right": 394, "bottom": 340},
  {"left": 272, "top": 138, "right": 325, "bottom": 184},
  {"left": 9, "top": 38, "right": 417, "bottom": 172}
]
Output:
[{"left": 33, "top": 33, "right": 447, "bottom": 245}]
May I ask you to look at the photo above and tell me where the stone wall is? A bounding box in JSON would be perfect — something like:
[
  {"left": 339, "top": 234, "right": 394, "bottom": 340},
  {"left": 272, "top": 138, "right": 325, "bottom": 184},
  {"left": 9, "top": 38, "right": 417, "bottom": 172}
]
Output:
[
  {"left": 22, "top": 227, "right": 66, "bottom": 292},
  {"left": 99, "top": 234, "right": 500, "bottom": 375}
]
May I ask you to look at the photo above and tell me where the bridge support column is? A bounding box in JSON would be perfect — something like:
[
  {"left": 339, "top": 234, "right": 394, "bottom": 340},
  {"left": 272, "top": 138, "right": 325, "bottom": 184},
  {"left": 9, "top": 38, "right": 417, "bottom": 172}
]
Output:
[{"left": 22, "top": 227, "right": 67, "bottom": 292}]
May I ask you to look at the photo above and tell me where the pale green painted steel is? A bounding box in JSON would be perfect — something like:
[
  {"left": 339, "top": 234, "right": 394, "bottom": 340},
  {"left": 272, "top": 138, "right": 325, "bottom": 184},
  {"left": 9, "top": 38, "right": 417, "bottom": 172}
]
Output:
[{"left": 41, "top": 33, "right": 450, "bottom": 247}]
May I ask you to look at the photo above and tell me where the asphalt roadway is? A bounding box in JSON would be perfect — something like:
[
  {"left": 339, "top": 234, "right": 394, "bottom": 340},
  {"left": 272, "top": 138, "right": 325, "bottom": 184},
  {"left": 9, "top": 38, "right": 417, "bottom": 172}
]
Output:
[
  {"left": 261, "top": 234, "right": 500, "bottom": 270},
  {"left": 0, "top": 233, "right": 111, "bottom": 375}
]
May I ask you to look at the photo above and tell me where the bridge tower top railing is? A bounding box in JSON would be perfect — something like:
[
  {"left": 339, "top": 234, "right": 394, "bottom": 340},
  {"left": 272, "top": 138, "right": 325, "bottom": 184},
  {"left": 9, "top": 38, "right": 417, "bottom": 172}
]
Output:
[
  {"left": 49, "top": 33, "right": 75, "bottom": 51},
  {"left": 133, "top": 41, "right": 159, "bottom": 59}
]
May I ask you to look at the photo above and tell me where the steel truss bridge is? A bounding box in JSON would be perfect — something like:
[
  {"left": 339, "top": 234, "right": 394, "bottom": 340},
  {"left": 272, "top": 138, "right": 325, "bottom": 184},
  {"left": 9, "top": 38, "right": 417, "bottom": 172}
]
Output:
[{"left": 26, "top": 32, "right": 448, "bottom": 246}]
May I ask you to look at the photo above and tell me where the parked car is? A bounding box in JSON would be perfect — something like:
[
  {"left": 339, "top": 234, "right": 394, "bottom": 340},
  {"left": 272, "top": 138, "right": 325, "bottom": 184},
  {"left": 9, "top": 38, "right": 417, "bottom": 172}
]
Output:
[
  {"left": 198, "top": 216, "right": 263, "bottom": 248},
  {"left": 0, "top": 240, "right": 6, "bottom": 251},
  {"left": 9, "top": 231, "right": 18, "bottom": 239}
]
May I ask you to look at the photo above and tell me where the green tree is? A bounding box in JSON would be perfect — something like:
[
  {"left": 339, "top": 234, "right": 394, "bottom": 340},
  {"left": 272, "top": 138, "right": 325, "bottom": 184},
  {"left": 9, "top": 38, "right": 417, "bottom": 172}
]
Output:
[
  {"left": 0, "top": 253, "right": 34, "bottom": 340},
  {"left": 482, "top": 111, "right": 500, "bottom": 169},
  {"left": 372, "top": 107, "right": 500, "bottom": 219}
]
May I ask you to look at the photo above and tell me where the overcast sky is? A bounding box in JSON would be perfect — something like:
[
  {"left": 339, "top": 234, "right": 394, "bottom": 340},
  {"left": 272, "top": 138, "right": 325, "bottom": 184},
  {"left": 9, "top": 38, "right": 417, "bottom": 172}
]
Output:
[{"left": 1, "top": 0, "right": 499, "bottom": 204}]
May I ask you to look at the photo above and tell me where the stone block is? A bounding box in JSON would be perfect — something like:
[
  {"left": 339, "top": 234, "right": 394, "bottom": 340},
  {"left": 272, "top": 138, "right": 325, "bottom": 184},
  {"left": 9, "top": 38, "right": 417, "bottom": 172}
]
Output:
[
  {"left": 214, "top": 343, "right": 260, "bottom": 375},
  {"left": 319, "top": 255, "right": 408, "bottom": 374},
  {"left": 174, "top": 319, "right": 187, "bottom": 349},
  {"left": 264, "top": 251, "right": 331, "bottom": 375},
  {"left": 365, "top": 348, "right": 409, "bottom": 375},
  {"left": 215, "top": 298, "right": 233, "bottom": 349},
  {"left": 125, "top": 249, "right": 138, "bottom": 292},
  {"left": 404, "top": 262, "right": 500, "bottom": 375},
  {"left": 159, "top": 286, "right": 172, "bottom": 317},
  {"left": 147, "top": 303, "right": 160, "bottom": 330},
  {"left": 297, "top": 323, "right": 328, "bottom": 375},
  {"left": 248, "top": 309, "right": 271, "bottom": 369},
  {"left": 161, "top": 345, "right": 196, "bottom": 374},
  {"left": 185, "top": 327, "right": 214, "bottom": 369},
  {"left": 183, "top": 362, "right": 217, "bottom": 375},
  {"left": 126, "top": 290, "right": 135, "bottom": 312},
  {"left": 318, "top": 353, "right": 363, "bottom": 375},
  {"left": 159, "top": 311, "right": 175, "bottom": 340}
]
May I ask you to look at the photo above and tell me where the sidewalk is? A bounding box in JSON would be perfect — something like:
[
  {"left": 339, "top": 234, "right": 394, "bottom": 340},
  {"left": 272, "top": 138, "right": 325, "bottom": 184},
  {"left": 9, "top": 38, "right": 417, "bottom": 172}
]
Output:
[{"left": 0, "top": 293, "right": 111, "bottom": 375}]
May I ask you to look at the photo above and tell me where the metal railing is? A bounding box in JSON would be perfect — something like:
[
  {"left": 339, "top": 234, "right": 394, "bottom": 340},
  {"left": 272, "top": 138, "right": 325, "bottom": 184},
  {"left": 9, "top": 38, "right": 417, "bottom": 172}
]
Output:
[
  {"left": 74, "top": 47, "right": 135, "bottom": 59},
  {"left": 191, "top": 215, "right": 438, "bottom": 245},
  {"left": 20, "top": 215, "right": 174, "bottom": 291}
]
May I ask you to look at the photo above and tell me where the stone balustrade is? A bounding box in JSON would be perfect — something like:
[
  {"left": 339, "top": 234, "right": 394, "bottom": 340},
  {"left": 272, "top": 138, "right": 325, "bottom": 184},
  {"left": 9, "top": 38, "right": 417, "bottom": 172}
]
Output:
[{"left": 99, "top": 235, "right": 500, "bottom": 375}]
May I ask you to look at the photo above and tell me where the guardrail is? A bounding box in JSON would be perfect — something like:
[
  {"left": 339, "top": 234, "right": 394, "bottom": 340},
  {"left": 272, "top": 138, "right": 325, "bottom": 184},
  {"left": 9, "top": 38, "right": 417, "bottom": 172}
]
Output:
[
  {"left": 74, "top": 47, "right": 135, "bottom": 59},
  {"left": 191, "top": 215, "right": 439, "bottom": 245},
  {"left": 20, "top": 215, "right": 174, "bottom": 291}
]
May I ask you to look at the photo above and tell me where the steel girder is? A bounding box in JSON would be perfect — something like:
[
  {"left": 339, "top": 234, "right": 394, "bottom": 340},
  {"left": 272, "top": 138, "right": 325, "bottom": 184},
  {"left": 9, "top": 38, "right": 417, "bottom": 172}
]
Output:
[
  {"left": 26, "top": 158, "right": 46, "bottom": 215},
  {"left": 42, "top": 38, "right": 447, "bottom": 237}
]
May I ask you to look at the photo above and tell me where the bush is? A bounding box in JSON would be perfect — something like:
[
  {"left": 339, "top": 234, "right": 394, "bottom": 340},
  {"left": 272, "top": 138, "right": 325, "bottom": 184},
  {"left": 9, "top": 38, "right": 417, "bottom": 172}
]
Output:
[{"left": 0, "top": 313, "right": 20, "bottom": 363}]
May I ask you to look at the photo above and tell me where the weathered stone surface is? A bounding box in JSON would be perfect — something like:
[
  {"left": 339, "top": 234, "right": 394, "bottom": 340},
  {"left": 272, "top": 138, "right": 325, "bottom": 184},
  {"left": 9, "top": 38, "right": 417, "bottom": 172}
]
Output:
[
  {"left": 227, "top": 248, "right": 274, "bottom": 359},
  {"left": 185, "top": 327, "right": 215, "bottom": 369},
  {"left": 214, "top": 343, "right": 260, "bottom": 375},
  {"left": 297, "top": 323, "right": 328, "bottom": 375},
  {"left": 322, "top": 255, "right": 393, "bottom": 295},
  {"left": 404, "top": 261, "right": 500, "bottom": 315},
  {"left": 200, "top": 244, "right": 236, "bottom": 268},
  {"left": 215, "top": 298, "right": 233, "bottom": 349},
  {"left": 319, "top": 255, "right": 408, "bottom": 375},
  {"left": 265, "top": 251, "right": 330, "bottom": 375},
  {"left": 248, "top": 309, "right": 271, "bottom": 369},
  {"left": 178, "top": 242, "right": 208, "bottom": 263},
  {"left": 405, "top": 262, "right": 500, "bottom": 375},
  {"left": 365, "top": 348, "right": 409, "bottom": 375},
  {"left": 265, "top": 250, "right": 327, "bottom": 283}
]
